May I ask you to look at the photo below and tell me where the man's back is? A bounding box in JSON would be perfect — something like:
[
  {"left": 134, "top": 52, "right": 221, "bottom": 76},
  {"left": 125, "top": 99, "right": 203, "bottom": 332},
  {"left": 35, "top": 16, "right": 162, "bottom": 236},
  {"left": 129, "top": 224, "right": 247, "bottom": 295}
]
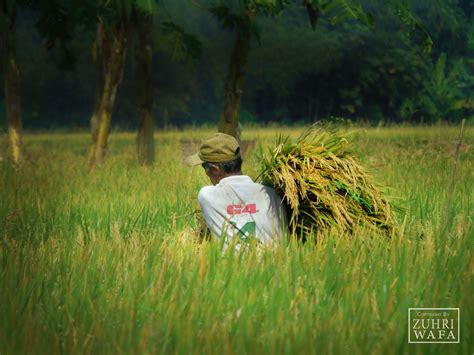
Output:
[{"left": 198, "top": 175, "right": 286, "bottom": 245}]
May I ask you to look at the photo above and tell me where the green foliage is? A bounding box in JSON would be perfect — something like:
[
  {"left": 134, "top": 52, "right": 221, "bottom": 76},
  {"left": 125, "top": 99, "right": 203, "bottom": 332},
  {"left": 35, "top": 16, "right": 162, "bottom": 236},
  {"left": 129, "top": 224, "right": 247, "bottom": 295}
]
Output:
[
  {"left": 318, "top": 0, "right": 374, "bottom": 26},
  {"left": 160, "top": 21, "right": 202, "bottom": 59},
  {"left": 209, "top": 3, "right": 242, "bottom": 30},
  {"left": 209, "top": 0, "right": 289, "bottom": 42},
  {"left": 244, "top": 1, "right": 434, "bottom": 122},
  {"left": 135, "top": 0, "right": 159, "bottom": 13},
  {"left": 2, "top": 0, "right": 17, "bottom": 16},
  {"left": 238, "top": 108, "right": 257, "bottom": 124},
  {"left": 400, "top": 53, "right": 472, "bottom": 122},
  {"left": 99, "top": 0, "right": 135, "bottom": 18},
  {"left": 6, "top": 0, "right": 473, "bottom": 127},
  {"left": 468, "top": 18, "right": 474, "bottom": 52},
  {"left": 412, "top": 0, "right": 468, "bottom": 56},
  {"left": 389, "top": 0, "right": 432, "bottom": 53}
]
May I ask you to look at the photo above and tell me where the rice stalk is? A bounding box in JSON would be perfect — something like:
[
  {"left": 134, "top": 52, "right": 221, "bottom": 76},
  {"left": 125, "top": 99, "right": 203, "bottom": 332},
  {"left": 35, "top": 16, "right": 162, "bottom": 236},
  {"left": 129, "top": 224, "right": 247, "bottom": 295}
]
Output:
[{"left": 258, "top": 125, "right": 397, "bottom": 240}]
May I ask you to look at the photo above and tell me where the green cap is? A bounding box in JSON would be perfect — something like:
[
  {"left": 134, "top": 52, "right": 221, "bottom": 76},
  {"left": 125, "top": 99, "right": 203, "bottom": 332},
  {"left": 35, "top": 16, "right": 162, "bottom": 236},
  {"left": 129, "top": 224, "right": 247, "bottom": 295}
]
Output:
[{"left": 186, "top": 133, "right": 240, "bottom": 166}]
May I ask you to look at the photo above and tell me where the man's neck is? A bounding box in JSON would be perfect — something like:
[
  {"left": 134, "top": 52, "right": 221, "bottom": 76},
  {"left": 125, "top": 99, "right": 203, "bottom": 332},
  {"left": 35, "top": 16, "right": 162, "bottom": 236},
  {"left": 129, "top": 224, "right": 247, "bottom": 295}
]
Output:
[{"left": 218, "top": 171, "right": 243, "bottom": 182}]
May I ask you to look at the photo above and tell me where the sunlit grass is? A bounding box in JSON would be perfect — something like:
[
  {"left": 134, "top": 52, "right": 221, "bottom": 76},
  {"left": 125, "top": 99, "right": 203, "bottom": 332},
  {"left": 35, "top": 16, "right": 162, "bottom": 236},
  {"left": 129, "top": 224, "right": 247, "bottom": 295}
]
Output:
[{"left": 0, "top": 125, "right": 472, "bottom": 354}]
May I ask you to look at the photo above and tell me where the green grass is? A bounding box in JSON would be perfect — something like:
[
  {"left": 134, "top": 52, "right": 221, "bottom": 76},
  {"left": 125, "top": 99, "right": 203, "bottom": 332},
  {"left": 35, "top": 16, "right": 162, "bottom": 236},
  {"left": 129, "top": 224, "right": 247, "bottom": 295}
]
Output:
[{"left": 0, "top": 126, "right": 472, "bottom": 354}]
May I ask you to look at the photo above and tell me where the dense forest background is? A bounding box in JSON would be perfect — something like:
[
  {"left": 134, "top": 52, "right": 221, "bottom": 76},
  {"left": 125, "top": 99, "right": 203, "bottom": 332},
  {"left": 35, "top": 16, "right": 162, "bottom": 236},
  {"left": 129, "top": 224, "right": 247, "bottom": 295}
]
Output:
[{"left": 1, "top": 0, "right": 473, "bottom": 130}]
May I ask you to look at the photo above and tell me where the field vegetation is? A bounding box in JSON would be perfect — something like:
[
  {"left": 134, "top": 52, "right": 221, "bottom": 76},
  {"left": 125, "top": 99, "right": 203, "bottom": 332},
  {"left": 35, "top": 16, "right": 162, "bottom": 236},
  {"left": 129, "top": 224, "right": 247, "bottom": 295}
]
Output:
[{"left": 0, "top": 125, "right": 472, "bottom": 354}]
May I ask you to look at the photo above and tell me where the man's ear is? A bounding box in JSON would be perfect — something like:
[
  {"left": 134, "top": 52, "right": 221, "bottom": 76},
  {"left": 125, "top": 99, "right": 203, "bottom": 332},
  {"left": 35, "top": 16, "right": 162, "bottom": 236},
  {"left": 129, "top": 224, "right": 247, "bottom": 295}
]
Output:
[
  {"left": 209, "top": 164, "right": 224, "bottom": 178},
  {"left": 207, "top": 164, "right": 218, "bottom": 174}
]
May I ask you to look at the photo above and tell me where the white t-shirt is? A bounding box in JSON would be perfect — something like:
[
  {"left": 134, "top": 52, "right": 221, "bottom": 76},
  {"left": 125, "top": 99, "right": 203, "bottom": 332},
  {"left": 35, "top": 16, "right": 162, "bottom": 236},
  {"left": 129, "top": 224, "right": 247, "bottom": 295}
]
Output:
[{"left": 198, "top": 175, "right": 286, "bottom": 245}]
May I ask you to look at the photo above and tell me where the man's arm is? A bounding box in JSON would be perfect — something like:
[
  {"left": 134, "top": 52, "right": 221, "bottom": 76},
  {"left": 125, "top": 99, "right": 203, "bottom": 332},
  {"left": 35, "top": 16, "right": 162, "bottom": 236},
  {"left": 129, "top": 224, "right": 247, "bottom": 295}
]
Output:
[{"left": 198, "top": 187, "right": 217, "bottom": 238}]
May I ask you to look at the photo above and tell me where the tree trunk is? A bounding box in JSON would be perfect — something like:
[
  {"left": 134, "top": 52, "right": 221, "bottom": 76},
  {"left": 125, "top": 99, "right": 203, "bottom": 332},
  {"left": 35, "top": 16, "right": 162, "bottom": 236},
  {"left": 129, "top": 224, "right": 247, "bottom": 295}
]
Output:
[
  {"left": 218, "top": 21, "right": 253, "bottom": 138},
  {"left": 88, "top": 19, "right": 128, "bottom": 172},
  {"left": 136, "top": 12, "right": 154, "bottom": 166},
  {"left": 1, "top": 4, "right": 23, "bottom": 165},
  {"left": 88, "top": 20, "right": 105, "bottom": 162}
]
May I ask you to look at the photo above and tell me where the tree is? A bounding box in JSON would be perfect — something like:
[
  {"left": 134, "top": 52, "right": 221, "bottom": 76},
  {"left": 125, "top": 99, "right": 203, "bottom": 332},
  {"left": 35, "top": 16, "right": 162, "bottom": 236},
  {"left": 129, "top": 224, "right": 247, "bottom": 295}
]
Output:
[
  {"left": 210, "top": 0, "right": 287, "bottom": 138},
  {"left": 88, "top": 1, "right": 133, "bottom": 171},
  {"left": 135, "top": 8, "right": 155, "bottom": 166},
  {"left": 88, "top": 0, "right": 199, "bottom": 169},
  {"left": 211, "top": 0, "right": 431, "bottom": 137},
  {"left": 1, "top": 0, "right": 74, "bottom": 165},
  {"left": 134, "top": 16, "right": 202, "bottom": 165},
  {"left": 0, "top": 0, "right": 23, "bottom": 165}
]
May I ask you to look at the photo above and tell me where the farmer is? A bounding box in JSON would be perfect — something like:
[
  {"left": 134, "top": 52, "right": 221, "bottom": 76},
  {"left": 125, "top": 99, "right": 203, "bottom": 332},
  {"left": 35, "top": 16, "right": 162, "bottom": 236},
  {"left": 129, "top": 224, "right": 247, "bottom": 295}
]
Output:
[{"left": 186, "top": 133, "right": 286, "bottom": 246}]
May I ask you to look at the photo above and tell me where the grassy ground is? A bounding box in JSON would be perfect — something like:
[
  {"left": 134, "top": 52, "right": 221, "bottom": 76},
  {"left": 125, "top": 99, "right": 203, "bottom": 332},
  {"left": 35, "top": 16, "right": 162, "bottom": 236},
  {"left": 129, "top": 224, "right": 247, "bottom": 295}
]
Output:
[{"left": 0, "top": 125, "right": 472, "bottom": 354}]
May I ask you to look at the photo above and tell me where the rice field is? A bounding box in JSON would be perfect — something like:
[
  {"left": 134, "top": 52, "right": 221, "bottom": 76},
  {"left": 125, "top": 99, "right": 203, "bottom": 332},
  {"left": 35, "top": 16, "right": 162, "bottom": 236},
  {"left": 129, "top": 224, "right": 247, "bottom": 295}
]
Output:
[{"left": 0, "top": 125, "right": 472, "bottom": 354}]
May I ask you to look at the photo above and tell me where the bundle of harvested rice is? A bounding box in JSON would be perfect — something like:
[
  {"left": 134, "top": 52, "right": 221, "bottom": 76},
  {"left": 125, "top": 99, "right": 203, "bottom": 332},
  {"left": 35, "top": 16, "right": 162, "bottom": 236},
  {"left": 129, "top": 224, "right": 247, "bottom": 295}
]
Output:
[{"left": 258, "top": 125, "right": 397, "bottom": 240}]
